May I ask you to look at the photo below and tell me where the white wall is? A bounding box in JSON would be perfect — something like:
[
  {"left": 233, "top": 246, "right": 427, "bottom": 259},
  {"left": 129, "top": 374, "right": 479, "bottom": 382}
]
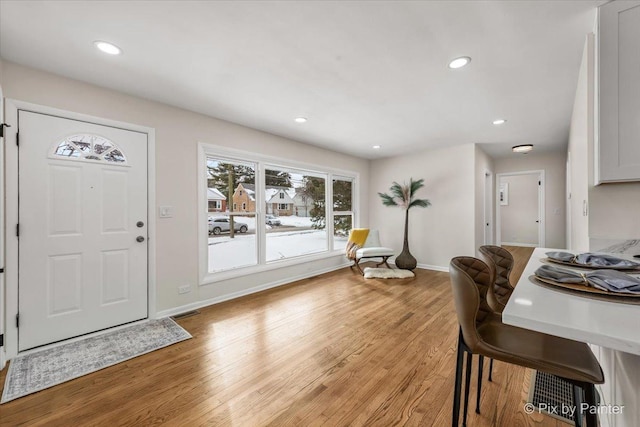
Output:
[
  {"left": 589, "top": 183, "right": 640, "bottom": 241},
  {"left": 494, "top": 152, "right": 567, "bottom": 249},
  {"left": 0, "top": 61, "right": 371, "bottom": 314},
  {"left": 369, "top": 144, "right": 476, "bottom": 270},
  {"left": 474, "top": 145, "right": 494, "bottom": 249},
  {"left": 567, "top": 34, "right": 594, "bottom": 252}
]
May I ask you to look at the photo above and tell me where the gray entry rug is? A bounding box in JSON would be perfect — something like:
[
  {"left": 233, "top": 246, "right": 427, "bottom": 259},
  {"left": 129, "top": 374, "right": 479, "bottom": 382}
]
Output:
[{"left": 1, "top": 318, "right": 191, "bottom": 403}]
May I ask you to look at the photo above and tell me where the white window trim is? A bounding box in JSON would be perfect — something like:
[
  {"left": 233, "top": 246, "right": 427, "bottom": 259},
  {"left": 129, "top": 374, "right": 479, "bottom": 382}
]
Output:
[{"left": 198, "top": 143, "right": 359, "bottom": 286}]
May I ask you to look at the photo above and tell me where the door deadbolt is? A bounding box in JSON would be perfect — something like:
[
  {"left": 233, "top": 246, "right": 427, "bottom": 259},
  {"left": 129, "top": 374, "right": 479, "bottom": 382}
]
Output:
[
  {"left": 136, "top": 221, "right": 144, "bottom": 228},
  {"left": 136, "top": 236, "right": 145, "bottom": 243}
]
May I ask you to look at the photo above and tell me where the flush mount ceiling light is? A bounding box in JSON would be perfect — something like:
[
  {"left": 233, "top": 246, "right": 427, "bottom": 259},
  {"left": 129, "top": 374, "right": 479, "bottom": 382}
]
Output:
[
  {"left": 448, "top": 56, "right": 471, "bottom": 69},
  {"left": 94, "top": 41, "right": 122, "bottom": 55},
  {"left": 372, "top": 145, "right": 381, "bottom": 149},
  {"left": 492, "top": 119, "right": 507, "bottom": 125},
  {"left": 512, "top": 144, "right": 534, "bottom": 154},
  {"left": 294, "top": 117, "right": 307, "bottom": 123}
]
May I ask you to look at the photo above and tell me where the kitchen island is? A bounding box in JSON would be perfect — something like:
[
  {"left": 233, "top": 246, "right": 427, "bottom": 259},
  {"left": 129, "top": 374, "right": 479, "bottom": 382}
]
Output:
[{"left": 503, "top": 247, "right": 640, "bottom": 427}]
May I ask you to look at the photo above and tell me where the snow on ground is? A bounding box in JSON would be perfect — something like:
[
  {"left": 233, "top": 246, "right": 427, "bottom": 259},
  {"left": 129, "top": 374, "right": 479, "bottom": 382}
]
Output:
[
  {"left": 209, "top": 230, "right": 347, "bottom": 271},
  {"left": 207, "top": 214, "right": 348, "bottom": 272},
  {"left": 277, "top": 216, "right": 314, "bottom": 227},
  {"left": 208, "top": 230, "right": 329, "bottom": 271}
]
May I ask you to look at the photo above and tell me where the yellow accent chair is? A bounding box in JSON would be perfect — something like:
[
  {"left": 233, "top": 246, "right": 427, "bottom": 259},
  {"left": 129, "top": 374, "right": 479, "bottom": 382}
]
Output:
[{"left": 347, "top": 229, "right": 395, "bottom": 275}]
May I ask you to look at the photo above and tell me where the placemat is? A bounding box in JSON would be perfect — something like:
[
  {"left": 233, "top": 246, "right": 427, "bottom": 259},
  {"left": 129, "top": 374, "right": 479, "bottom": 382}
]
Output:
[{"left": 529, "top": 275, "right": 640, "bottom": 305}]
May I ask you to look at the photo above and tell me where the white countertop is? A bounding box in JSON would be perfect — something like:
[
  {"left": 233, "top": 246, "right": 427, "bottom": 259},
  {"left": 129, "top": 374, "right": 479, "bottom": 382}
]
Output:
[{"left": 503, "top": 247, "right": 640, "bottom": 356}]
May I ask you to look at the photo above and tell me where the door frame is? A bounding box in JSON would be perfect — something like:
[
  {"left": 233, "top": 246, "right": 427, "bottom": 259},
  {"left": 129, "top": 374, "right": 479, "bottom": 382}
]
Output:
[
  {"left": 0, "top": 85, "right": 5, "bottom": 369},
  {"left": 495, "top": 170, "right": 545, "bottom": 248},
  {"left": 483, "top": 170, "right": 494, "bottom": 245},
  {"left": 3, "top": 99, "right": 157, "bottom": 360}
]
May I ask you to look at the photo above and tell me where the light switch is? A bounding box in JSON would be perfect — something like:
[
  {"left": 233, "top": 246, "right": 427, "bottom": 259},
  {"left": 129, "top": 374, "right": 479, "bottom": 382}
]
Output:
[{"left": 159, "top": 206, "right": 174, "bottom": 218}]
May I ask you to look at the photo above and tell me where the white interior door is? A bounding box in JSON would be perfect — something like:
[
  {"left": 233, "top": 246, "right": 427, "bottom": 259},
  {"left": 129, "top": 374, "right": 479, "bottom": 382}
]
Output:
[
  {"left": 498, "top": 172, "right": 543, "bottom": 247},
  {"left": 18, "top": 111, "right": 148, "bottom": 351}
]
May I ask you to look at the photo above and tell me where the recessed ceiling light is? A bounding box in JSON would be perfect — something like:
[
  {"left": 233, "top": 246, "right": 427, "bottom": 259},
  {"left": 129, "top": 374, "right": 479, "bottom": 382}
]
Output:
[
  {"left": 294, "top": 117, "right": 307, "bottom": 123},
  {"left": 94, "top": 41, "right": 122, "bottom": 55},
  {"left": 492, "top": 119, "right": 506, "bottom": 125},
  {"left": 512, "top": 144, "right": 534, "bottom": 154},
  {"left": 372, "top": 145, "right": 381, "bottom": 149},
  {"left": 448, "top": 56, "right": 471, "bottom": 69}
]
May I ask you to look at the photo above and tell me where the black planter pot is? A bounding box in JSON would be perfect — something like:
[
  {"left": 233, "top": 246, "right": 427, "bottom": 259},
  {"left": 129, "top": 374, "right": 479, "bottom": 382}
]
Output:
[
  {"left": 395, "top": 210, "right": 417, "bottom": 270},
  {"left": 395, "top": 246, "right": 417, "bottom": 270}
]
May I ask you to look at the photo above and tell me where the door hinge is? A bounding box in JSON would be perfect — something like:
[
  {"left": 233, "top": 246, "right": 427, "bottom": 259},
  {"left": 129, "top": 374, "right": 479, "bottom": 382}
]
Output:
[
  {"left": 0, "top": 122, "right": 11, "bottom": 138},
  {"left": 0, "top": 334, "right": 4, "bottom": 347},
  {"left": 16, "top": 224, "right": 20, "bottom": 237},
  {"left": 16, "top": 132, "right": 20, "bottom": 146},
  {"left": 538, "top": 181, "right": 541, "bottom": 185},
  {"left": 0, "top": 267, "right": 4, "bottom": 273},
  {"left": 16, "top": 314, "right": 20, "bottom": 328}
]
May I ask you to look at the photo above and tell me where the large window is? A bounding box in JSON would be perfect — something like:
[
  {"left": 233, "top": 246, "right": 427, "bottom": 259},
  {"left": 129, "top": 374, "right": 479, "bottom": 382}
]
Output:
[{"left": 201, "top": 145, "right": 356, "bottom": 279}]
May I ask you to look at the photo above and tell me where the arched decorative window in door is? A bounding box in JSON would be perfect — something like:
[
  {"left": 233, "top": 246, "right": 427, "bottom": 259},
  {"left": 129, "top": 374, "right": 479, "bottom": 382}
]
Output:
[{"left": 51, "top": 134, "right": 127, "bottom": 165}]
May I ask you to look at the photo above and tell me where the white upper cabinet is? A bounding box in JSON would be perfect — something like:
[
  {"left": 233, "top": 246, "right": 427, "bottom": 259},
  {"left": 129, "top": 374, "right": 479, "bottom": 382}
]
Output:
[{"left": 597, "top": 1, "right": 640, "bottom": 184}]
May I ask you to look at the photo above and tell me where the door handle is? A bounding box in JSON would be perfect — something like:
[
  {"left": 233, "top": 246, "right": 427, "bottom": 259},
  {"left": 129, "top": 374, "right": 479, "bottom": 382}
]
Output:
[{"left": 136, "top": 236, "right": 145, "bottom": 243}]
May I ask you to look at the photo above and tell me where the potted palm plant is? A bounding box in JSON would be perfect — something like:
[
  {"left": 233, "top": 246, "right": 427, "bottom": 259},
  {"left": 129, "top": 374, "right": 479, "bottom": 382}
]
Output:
[{"left": 378, "top": 178, "right": 431, "bottom": 270}]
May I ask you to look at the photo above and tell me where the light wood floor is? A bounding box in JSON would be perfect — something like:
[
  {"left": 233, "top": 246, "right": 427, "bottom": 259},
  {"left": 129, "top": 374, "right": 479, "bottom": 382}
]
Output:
[{"left": 0, "top": 246, "right": 568, "bottom": 426}]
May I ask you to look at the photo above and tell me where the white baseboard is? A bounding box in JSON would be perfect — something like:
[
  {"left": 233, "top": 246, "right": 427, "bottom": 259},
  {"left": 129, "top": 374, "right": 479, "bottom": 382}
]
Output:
[
  {"left": 501, "top": 242, "right": 537, "bottom": 248},
  {"left": 0, "top": 349, "right": 6, "bottom": 371},
  {"left": 157, "top": 262, "right": 351, "bottom": 319},
  {"left": 416, "top": 263, "right": 448, "bottom": 272}
]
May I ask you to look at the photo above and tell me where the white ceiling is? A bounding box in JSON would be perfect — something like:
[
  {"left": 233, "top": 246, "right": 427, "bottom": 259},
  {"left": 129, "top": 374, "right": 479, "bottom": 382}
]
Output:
[{"left": 0, "top": 1, "right": 602, "bottom": 159}]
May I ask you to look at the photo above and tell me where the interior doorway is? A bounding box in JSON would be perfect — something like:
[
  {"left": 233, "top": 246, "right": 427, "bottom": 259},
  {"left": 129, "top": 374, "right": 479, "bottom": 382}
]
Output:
[{"left": 496, "top": 170, "right": 545, "bottom": 247}]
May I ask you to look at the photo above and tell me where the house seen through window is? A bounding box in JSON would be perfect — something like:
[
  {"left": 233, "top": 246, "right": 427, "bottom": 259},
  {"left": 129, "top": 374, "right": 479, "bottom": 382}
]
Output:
[{"left": 205, "top": 150, "right": 356, "bottom": 275}]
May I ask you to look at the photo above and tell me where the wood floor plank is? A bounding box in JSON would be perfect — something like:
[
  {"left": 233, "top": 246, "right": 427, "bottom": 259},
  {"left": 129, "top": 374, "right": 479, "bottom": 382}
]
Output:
[{"left": 1, "top": 251, "right": 563, "bottom": 426}]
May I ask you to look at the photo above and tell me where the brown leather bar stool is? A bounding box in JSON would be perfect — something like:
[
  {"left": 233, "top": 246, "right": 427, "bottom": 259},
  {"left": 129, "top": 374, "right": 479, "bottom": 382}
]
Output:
[
  {"left": 478, "top": 245, "right": 515, "bottom": 312},
  {"left": 449, "top": 257, "right": 604, "bottom": 427},
  {"left": 475, "top": 245, "right": 515, "bottom": 403}
]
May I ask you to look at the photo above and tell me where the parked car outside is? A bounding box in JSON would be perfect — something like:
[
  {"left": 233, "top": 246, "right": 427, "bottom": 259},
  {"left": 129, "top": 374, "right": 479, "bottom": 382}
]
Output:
[
  {"left": 208, "top": 216, "right": 248, "bottom": 235},
  {"left": 265, "top": 214, "right": 281, "bottom": 226}
]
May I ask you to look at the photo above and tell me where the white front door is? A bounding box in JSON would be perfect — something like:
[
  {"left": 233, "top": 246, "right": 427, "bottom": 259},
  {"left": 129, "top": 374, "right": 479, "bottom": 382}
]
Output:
[{"left": 18, "top": 111, "right": 148, "bottom": 351}]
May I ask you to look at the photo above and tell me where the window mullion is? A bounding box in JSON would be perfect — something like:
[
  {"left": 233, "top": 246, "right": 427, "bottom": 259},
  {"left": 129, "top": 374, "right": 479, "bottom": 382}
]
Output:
[
  {"left": 257, "top": 162, "right": 266, "bottom": 265},
  {"left": 326, "top": 173, "right": 334, "bottom": 252}
]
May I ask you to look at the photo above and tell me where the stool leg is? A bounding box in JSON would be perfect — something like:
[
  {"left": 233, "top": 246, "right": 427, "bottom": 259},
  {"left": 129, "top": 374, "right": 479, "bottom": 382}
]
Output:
[
  {"left": 476, "top": 355, "right": 484, "bottom": 414},
  {"left": 488, "top": 358, "right": 494, "bottom": 382},
  {"left": 583, "top": 383, "right": 598, "bottom": 427},
  {"left": 452, "top": 335, "right": 465, "bottom": 427},
  {"left": 572, "top": 384, "right": 584, "bottom": 427},
  {"left": 463, "top": 352, "right": 473, "bottom": 426}
]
